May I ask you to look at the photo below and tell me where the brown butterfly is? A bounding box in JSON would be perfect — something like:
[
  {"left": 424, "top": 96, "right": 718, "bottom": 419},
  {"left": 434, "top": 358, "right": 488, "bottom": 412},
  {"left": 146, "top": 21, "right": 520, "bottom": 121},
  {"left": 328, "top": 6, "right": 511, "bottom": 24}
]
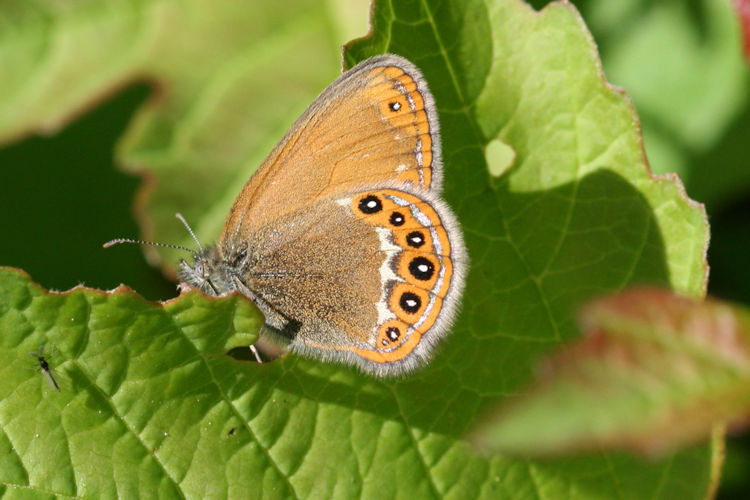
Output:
[{"left": 111, "top": 55, "right": 467, "bottom": 376}]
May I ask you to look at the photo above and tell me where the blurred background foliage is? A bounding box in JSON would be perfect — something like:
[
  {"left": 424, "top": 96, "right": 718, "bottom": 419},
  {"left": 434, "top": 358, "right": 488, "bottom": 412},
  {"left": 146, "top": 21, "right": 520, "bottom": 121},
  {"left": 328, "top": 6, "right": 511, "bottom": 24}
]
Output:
[{"left": 0, "top": 0, "right": 748, "bottom": 496}]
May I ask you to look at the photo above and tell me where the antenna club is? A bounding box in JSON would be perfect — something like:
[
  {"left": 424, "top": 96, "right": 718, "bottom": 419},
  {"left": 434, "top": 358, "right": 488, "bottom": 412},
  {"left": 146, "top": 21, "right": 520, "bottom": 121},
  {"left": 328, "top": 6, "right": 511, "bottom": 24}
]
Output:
[{"left": 103, "top": 238, "right": 129, "bottom": 248}]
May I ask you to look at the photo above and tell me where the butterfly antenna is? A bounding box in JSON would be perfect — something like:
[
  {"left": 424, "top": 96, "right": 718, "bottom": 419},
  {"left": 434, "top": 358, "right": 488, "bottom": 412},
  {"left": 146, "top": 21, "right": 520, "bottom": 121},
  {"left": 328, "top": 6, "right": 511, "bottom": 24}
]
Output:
[
  {"left": 175, "top": 213, "right": 205, "bottom": 253},
  {"left": 103, "top": 237, "right": 196, "bottom": 254},
  {"left": 103, "top": 213, "right": 205, "bottom": 256}
]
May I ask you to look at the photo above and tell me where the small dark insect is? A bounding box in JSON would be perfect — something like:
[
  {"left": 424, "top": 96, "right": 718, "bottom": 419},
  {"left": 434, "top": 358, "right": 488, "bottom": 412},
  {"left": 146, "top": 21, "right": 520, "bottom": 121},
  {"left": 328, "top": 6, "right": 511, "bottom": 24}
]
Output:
[
  {"left": 30, "top": 346, "right": 60, "bottom": 392},
  {"left": 228, "top": 427, "right": 238, "bottom": 436}
]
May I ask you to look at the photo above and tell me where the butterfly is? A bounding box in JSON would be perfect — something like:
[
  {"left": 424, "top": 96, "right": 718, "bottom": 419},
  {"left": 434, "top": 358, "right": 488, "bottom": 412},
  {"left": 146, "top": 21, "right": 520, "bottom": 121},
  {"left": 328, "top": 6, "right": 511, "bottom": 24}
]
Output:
[{"left": 111, "top": 55, "right": 467, "bottom": 377}]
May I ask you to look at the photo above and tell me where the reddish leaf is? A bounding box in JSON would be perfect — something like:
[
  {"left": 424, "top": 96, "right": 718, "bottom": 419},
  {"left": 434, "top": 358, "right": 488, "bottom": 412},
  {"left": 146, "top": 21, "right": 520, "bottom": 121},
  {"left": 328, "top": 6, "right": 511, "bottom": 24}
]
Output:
[
  {"left": 735, "top": 0, "right": 750, "bottom": 60},
  {"left": 472, "top": 288, "right": 750, "bottom": 457}
]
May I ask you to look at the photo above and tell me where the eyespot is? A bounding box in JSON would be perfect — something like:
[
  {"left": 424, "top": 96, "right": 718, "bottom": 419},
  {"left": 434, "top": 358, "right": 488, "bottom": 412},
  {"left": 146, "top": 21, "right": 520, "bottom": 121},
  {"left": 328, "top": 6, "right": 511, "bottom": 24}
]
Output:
[
  {"left": 387, "top": 327, "right": 400, "bottom": 341},
  {"left": 408, "top": 256, "right": 434, "bottom": 281},
  {"left": 406, "top": 231, "right": 425, "bottom": 248},
  {"left": 396, "top": 252, "right": 442, "bottom": 290},
  {"left": 399, "top": 292, "right": 421, "bottom": 314},
  {"left": 358, "top": 195, "right": 382, "bottom": 214},
  {"left": 389, "top": 101, "right": 401, "bottom": 112},
  {"left": 380, "top": 326, "right": 401, "bottom": 346},
  {"left": 389, "top": 211, "right": 405, "bottom": 226},
  {"left": 388, "top": 283, "right": 432, "bottom": 324},
  {"left": 376, "top": 319, "right": 409, "bottom": 349}
]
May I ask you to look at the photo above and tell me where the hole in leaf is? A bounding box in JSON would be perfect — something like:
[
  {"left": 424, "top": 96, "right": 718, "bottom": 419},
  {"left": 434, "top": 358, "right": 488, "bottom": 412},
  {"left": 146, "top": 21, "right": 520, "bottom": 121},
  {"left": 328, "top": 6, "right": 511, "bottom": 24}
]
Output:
[{"left": 485, "top": 139, "right": 516, "bottom": 178}]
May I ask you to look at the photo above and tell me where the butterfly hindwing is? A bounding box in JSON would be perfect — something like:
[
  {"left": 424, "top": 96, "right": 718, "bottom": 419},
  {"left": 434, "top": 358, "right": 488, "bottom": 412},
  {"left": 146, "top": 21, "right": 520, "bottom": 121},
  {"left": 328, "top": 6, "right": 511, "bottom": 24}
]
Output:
[{"left": 237, "top": 185, "right": 465, "bottom": 375}]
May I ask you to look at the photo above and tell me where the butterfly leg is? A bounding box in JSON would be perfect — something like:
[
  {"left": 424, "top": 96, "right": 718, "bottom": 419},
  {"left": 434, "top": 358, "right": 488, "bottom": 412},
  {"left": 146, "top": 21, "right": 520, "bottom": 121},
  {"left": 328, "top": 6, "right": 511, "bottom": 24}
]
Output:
[{"left": 248, "top": 344, "right": 263, "bottom": 363}]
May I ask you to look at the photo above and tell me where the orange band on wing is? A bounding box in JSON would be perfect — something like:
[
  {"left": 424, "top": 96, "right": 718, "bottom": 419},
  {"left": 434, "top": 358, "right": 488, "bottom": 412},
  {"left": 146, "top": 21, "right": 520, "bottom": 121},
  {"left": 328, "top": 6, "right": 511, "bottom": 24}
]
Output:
[
  {"left": 304, "top": 325, "right": 421, "bottom": 364},
  {"left": 365, "top": 66, "right": 436, "bottom": 190},
  {"left": 332, "top": 188, "right": 458, "bottom": 365}
]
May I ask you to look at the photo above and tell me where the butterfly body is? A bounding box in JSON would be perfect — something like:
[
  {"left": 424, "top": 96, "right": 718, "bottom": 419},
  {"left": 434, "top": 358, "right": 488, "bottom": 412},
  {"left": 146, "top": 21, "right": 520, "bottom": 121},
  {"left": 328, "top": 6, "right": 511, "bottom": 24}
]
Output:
[{"left": 178, "top": 55, "right": 466, "bottom": 376}]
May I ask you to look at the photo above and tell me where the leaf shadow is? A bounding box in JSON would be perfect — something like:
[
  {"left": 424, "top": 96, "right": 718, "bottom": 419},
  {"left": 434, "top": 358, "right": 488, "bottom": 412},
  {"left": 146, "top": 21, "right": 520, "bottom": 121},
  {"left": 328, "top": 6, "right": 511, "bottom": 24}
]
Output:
[{"left": 240, "top": 168, "right": 670, "bottom": 441}]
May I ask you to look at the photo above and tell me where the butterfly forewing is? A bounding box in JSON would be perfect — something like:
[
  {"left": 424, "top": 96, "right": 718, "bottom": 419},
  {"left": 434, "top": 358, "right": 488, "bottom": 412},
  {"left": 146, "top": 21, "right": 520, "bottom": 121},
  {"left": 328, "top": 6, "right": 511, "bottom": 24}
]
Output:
[{"left": 222, "top": 55, "right": 442, "bottom": 242}]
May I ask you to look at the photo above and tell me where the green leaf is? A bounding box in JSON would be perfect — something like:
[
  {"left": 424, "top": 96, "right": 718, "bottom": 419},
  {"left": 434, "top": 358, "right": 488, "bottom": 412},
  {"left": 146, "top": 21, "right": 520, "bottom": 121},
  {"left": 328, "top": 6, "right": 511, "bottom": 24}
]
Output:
[
  {"left": 580, "top": 0, "right": 750, "bottom": 203},
  {"left": 471, "top": 288, "right": 750, "bottom": 456},
  {"left": 599, "top": 0, "right": 747, "bottom": 152},
  {"left": 0, "top": 0, "right": 355, "bottom": 273},
  {"left": 0, "top": 0, "right": 716, "bottom": 498},
  {"left": 0, "top": 267, "right": 262, "bottom": 497}
]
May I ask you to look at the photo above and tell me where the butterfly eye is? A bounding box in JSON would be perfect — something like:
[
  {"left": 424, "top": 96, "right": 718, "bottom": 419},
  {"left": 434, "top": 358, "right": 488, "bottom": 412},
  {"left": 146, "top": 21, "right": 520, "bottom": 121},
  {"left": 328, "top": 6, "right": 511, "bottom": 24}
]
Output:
[{"left": 194, "top": 261, "right": 205, "bottom": 278}]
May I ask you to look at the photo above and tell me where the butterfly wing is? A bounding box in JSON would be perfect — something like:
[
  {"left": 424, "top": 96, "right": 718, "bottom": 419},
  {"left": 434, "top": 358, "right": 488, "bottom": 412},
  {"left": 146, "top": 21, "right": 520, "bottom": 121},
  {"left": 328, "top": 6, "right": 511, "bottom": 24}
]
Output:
[
  {"left": 241, "top": 185, "right": 466, "bottom": 376},
  {"left": 221, "top": 54, "right": 442, "bottom": 243}
]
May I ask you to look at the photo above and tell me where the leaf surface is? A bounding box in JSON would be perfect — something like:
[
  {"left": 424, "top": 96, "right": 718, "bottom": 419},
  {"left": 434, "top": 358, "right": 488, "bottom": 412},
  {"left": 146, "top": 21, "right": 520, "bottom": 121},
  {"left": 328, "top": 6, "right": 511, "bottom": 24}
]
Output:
[{"left": 0, "top": 0, "right": 715, "bottom": 498}]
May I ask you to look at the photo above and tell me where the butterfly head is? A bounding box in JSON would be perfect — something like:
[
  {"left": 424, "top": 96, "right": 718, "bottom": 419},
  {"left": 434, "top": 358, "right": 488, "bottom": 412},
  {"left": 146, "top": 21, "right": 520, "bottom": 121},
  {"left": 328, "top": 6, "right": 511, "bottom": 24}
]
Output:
[
  {"left": 105, "top": 213, "right": 245, "bottom": 297},
  {"left": 177, "top": 246, "right": 239, "bottom": 297}
]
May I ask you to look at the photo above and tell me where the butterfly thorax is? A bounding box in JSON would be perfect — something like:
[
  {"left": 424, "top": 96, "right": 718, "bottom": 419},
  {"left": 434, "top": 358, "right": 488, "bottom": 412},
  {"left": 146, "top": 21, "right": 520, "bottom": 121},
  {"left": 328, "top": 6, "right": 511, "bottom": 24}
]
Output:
[{"left": 178, "top": 240, "right": 300, "bottom": 336}]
